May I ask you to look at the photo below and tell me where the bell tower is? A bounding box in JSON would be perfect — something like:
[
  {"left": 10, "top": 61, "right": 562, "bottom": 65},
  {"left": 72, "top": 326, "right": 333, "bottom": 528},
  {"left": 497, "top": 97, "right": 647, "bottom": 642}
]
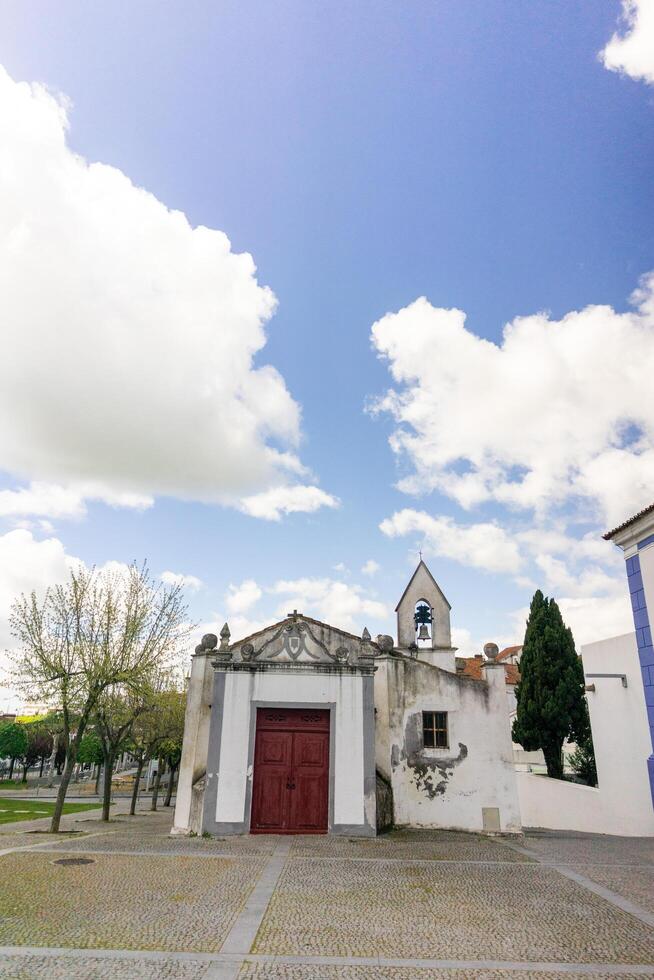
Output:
[{"left": 395, "top": 560, "right": 456, "bottom": 671}]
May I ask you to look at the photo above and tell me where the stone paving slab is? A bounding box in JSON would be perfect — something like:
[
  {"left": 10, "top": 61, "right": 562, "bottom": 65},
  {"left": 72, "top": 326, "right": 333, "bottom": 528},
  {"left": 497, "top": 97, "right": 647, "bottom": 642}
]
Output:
[
  {"left": 521, "top": 834, "right": 654, "bottom": 867},
  {"left": 0, "top": 954, "right": 212, "bottom": 979},
  {"left": 0, "top": 851, "right": 266, "bottom": 952},
  {"left": 570, "top": 865, "right": 654, "bottom": 915},
  {"left": 253, "top": 859, "right": 654, "bottom": 963},
  {"left": 289, "top": 834, "right": 532, "bottom": 863}
]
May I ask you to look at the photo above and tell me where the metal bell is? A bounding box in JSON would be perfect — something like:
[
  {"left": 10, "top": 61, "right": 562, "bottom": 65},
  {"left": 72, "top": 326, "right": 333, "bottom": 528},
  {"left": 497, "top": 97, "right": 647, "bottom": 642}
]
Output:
[{"left": 417, "top": 624, "right": 430, "bottom": 640}]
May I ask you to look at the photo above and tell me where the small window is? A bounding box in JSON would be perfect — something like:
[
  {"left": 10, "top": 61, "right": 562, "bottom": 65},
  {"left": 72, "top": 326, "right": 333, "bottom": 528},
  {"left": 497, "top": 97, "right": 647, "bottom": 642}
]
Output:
[{"left": 422, "top": 711, "right": 448, "bottom": 749}]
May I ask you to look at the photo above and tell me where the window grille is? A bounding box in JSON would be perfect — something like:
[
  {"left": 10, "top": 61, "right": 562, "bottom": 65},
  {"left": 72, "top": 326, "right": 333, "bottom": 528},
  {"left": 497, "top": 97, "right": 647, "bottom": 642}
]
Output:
[{"left": 422, "top": 710, "right": 448, "bottom": 748}]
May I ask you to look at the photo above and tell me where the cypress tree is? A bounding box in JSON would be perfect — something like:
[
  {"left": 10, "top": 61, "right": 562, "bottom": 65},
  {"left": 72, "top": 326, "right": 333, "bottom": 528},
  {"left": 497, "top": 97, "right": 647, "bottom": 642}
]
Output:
[{"left": 512, "top": 590, "right": 587, "bottom": 780}]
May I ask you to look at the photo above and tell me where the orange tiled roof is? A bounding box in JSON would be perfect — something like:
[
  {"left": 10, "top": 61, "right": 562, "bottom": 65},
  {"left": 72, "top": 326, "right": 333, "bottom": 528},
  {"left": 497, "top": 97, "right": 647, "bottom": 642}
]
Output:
[
  {"left": 497, "top": 645, "right": 522, "bottom": 662},
  {"left": 458, "top": 656, "right": 520, "bottom": 686}
]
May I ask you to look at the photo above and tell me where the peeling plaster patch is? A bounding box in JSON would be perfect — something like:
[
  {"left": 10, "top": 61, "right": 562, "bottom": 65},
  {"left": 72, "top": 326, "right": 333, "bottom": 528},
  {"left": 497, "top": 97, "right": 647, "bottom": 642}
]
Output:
[{"left": 394, "top": 713, "right": 469, "bottom": 800}]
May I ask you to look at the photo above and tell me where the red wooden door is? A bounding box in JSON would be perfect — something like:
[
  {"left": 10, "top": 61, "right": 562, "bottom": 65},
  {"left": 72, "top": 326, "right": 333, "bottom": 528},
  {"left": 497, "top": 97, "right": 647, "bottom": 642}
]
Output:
[{"left": 250, "top": 708, "right": 329, "bottom": 834}]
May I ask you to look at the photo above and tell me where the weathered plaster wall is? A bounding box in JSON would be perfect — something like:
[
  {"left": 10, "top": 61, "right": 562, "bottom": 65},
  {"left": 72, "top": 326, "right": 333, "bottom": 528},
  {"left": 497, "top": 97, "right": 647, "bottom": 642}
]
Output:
[
  {"left": 172, "top": 650, "right": 214, "bottom": 835},
  {"left": 205, "top": 668, "right": 375, "bottom": 835},
  {"left": 376, "top": 654, "right": 521, "bottom": 833}
]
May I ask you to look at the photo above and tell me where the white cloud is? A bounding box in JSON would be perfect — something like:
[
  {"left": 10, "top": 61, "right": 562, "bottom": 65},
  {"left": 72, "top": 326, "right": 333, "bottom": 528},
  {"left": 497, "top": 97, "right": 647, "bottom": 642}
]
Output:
[
  {"left": 451, "top": 627, "right": 479, "bottom": 658},
  {"left": 238, "top": 485, "right": 339, "bottom": 521},
  {"left": 333, "top": 562, "right": 349, "bottom": 574},
  {"left": 380, "top": 509, "right": 523, "bottom": 574},
  {"left": 506, "top": 589, "right": 633, "bottom": 653},
  {"left": 370, "top": 286, "right": 654, "bottom": 527},
  {"left": 0, "top": 481, "right": 153, "bottom": 521},
  {"left": 0, "top": 529, "right": 85, "bottom": 710},
  {"left": 270, "top": 577, "right": 390, "bottom": 635},
  {"left": 0, "top": 66, "right": 333, "bottom": 520},
  {"left": 161, "top": 570, "right": 204, "bottom": 592},
  {"left": 601, "top": 0, "right": 654, "bottom": 85},
  {"left": 226, "top": 579, "right": 263, "bottom": 615},
  {"left": 361, "top": 559, "right": 380, "bottom": 577}
]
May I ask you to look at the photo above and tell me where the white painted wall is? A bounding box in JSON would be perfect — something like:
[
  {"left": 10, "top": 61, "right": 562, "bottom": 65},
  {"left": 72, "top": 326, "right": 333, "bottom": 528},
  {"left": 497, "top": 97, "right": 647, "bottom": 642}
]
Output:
[
  {"left": 518, "top": 632, "right": 654, "bottom": 836},
  {"left": 172, "top": 650, "right": 214, "bottom": 835},
  {"left": 213, "top": 671, "right": 366, "bottom": 829},
  {"left": 377, "top": 655, "right": 521, "bottom": 833}
]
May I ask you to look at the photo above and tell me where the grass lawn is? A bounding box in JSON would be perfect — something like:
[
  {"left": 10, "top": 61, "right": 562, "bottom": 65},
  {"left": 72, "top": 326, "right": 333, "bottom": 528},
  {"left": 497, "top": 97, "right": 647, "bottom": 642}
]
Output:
[{"left": 0, "top": 799, "right": 103, "bottom": 824}]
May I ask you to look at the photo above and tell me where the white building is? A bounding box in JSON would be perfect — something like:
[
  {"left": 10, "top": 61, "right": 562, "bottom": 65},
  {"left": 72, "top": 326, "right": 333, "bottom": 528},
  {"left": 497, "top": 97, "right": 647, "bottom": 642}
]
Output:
[
  {"left": 517, "top": 503, "right": 654, "bottom": 837},
  {"left": 173, "top": 561, "right": 521, "bottom": 837}
]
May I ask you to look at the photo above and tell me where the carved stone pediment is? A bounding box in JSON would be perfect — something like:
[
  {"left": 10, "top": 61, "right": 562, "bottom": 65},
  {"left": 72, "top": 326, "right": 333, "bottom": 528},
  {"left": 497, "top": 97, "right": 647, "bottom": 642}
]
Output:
[{"left": 254, "top": 620, "right": 334, "bottom": 663}]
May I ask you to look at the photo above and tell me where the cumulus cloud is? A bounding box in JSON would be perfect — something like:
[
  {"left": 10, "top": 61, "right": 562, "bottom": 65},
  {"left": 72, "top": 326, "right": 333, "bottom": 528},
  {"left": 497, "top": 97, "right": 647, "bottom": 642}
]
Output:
[
  {"left": 601, "top": 0, "right": 654, "bottom": 85},
  {"left": 160, "top": 570, "right": 204, "bottom": 592},
  {"left": 371, "top": 289, "right": 654, "bottom": 527},
  {"left": 269, "top": 577, "right": 390, "bottom": 634},
  {"left": 380, "top": 509, "right": 523, "bottom": 574},
  {"left": 361, "top": 559, "right": 380, "bottom": 576},
  {"left": 238, "top": 485, "right": 339, "bottom": 521},
  {"left": 226, "top": 579, "right": 263, "bottom": 615},
  {"left": 0, "top": 529, "right": 85, "bottom": 710},
  {"left": 0, "top": 66, "right": 333, "bottom": 519}
]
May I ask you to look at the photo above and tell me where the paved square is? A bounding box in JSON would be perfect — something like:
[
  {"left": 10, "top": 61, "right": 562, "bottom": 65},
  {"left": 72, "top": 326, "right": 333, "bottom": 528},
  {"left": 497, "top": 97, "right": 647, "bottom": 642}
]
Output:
[
  {"left": 0, "top": 807, "right": 652, "bottom": 978},
  {"left": 252, "top": 857, "right": 653, "bottom": 962}
]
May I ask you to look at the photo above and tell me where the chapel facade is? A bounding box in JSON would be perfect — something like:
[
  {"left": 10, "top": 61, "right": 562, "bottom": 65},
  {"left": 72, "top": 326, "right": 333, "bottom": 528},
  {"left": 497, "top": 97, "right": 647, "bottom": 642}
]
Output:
[{"left": 173, "top": 561, "right": 521, "bottom": 837}]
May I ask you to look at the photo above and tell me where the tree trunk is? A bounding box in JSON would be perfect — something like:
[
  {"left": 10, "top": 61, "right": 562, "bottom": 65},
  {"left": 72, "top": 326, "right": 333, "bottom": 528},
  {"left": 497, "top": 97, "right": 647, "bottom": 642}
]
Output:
[
  {"left": 39, "top": 757, "right": 45, "bottom": 777},
  {"left": 151, "top": 760, "right": 163, "bottom": 811},
  {"left": 22, "top": 763, "right": 28, "bottom": 782},
  {"left": 8, "top": 757, "right": 14, "bottom": 780},
  {"left": 50, "top": 749, "right": 76, "bottom": 832},
  {"left": 130, "top": 757, "right": 144, "bottom": 816},
  {"left": 164, "top": 764, "right": 176, "bottom": 807},
  {"left": 94, "top": 764, "right": 102, "bottom": 795},
  {"left": 102, "top": 750, "right": 115, "bottom": 822},
  {"left": 543, "top": 742, "right": 564, "bottom": 780}
]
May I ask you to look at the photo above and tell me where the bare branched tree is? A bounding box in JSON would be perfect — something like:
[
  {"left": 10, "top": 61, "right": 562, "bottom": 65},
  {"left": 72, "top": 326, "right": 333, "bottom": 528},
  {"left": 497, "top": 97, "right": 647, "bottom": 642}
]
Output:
[{"left": 9, "top": 563, "right": 190, "bottom": 831}]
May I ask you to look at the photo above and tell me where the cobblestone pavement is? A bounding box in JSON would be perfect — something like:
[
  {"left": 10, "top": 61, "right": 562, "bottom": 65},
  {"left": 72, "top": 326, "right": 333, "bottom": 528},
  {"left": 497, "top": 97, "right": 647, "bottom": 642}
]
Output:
[
  {"left": 0, "top": 809, "right": 652, "bottom": 979},
  {"left": 0, "top": 850, "right": 266, "bottom": 952},
  {"left": 569, "top": 865, "right": 654, "bottom": 914},
  {"left": 0, "top": 955, "right": 213, "bottom": 980},
  {"left": 237, "top": 968, "right": 650, "bottom": 980},
  {"left": 288, "top": 831, "right": 532, "bottom": 863},
  {"left": 516, "top": 831, "right": 654, "bottom": 866},
  {"left": 252, "top": 857, "right": 654, "bottom": 962}
]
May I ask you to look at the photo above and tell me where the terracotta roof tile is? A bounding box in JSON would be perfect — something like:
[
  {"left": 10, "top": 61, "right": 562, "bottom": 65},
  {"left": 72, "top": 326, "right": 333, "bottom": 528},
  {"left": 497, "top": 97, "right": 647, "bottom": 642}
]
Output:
[
  {"left": 497, "top": 645, "right": 522, "bottom": 662},
  {"left": 457, "top": 656, "right": 520, "bottom": 686}
]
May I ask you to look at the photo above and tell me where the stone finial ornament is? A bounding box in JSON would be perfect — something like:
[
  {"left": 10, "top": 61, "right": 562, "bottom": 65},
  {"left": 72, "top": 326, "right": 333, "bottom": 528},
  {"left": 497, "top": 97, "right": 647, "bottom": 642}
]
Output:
[
  {"left": 195, "top": 633, "right": 217, "bottom": 655},
  {"left": 376, "top": 634, "right": 394, "bottom": 652},
  {"left": 483, "top": 642, "right": 499, "bottom": 661},
  {"left": 219, "top": 623, "right": 231, "bottom": 649},
  {"left": 362, "top": 627, "right": 371, "bottom": 641}
]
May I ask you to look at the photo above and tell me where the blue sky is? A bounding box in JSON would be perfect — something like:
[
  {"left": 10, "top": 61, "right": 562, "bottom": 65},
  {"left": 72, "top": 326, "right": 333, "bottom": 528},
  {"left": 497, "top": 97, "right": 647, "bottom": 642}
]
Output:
[{"left": 1, "top": 1, "right": 653, "bottom": 706}]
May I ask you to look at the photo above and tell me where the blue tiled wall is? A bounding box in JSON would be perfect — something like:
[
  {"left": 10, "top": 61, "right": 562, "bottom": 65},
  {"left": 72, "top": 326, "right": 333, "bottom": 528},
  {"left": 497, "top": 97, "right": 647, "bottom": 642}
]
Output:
[{"left": 627, "top": 552, "right": 654, "bottom": 806}]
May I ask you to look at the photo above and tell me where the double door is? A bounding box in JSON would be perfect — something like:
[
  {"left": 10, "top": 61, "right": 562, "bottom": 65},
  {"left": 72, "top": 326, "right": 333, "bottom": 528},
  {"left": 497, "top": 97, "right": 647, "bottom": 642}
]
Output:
[{"left": 250, "top": 708, "right": 329, "bottom": 834}]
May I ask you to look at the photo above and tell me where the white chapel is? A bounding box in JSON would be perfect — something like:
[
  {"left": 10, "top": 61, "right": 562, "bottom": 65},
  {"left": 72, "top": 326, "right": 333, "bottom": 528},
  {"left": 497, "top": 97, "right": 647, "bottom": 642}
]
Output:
[{"left": 173, "top": 561, "right": 521, "bottom": 837}]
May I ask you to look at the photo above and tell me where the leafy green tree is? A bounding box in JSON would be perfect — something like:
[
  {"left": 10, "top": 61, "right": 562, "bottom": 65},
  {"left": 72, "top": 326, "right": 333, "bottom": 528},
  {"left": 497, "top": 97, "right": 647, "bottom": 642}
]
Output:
[
  {"left": 94, "top": 685, "right": 152, "bottom": 821},
  {"left": 22, "top": 723, "right": 53, "bottom": 780},
  {"left": 0, "top": 723, "right": 28, "bottom": 780},
  {"left": 10, "top": 563, "right": 190, "bottom": 831},
  {"left": 77, "top": 731, "right": 104, "bottom": 791},
  {"left": 512, "top": 590, "right": 587, "bottom": 780}
]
